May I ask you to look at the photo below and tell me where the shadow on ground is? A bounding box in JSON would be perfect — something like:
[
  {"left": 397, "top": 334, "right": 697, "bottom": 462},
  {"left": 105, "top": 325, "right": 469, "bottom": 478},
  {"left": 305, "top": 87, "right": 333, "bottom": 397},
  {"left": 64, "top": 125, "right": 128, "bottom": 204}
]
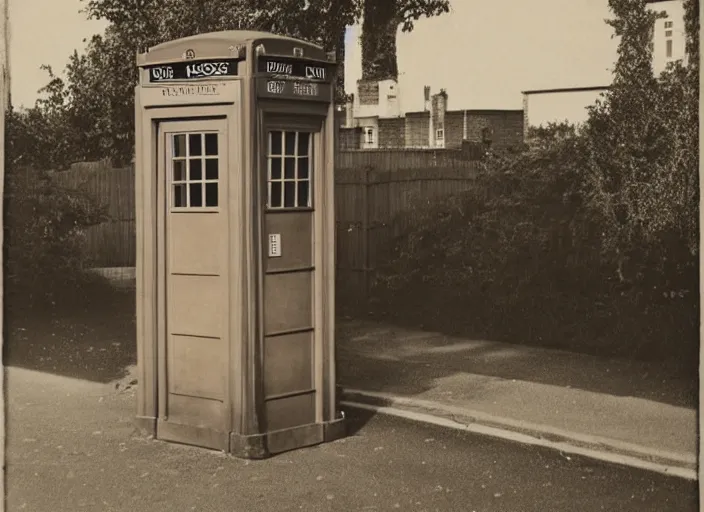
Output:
[
  {"left": 4, "top": 286, "right": 137, "bottom": 384},
  {"left": 3, "top": 279, "right": 696, "bottom": 450},
  {"left": 336, "top": 317, "right": 698, "bottom": 410}
]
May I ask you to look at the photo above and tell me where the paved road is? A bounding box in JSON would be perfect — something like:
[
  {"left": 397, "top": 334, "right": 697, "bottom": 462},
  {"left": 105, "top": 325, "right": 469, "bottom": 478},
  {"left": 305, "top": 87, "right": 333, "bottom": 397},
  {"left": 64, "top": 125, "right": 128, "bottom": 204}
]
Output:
[{"left": 6, "top": 368, "right": 697, "bottom": 512}]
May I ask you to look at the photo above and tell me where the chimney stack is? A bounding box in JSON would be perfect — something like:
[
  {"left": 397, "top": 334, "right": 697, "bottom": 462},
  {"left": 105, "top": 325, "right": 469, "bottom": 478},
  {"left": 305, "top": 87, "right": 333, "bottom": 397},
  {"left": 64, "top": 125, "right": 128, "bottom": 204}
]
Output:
[
  {"left": 423, "top": 85, "right": 431, "bottom": 111},
  {"left": 345, "top": 94, "right": 355, "bottom": 128},
  {"left": 430, "top": 89, "right": 448, "bottom": 148}
]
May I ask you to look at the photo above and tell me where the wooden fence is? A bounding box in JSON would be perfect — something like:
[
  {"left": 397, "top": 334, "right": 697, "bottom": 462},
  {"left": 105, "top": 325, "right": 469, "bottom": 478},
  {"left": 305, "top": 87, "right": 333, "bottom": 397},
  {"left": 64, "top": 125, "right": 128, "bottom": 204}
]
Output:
[
  {"left": 47, "top": 149, "right": 481, "bottom": 300},
  {"left": 335, "top": 148, "right": 479, "bottom": 170},
  {"left": 335, "top": 164, "right": 479, "bottom": 304},
  {"left": 50, "top": 161, "right": 136, "bottom": 268}
]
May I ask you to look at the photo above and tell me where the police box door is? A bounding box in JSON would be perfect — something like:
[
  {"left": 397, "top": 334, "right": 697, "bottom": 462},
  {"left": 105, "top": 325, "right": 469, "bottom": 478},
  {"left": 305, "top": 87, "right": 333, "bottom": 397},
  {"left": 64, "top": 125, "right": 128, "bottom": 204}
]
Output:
[
  {"left": 156, "top": 118, "right": 230, "bottom": 450},
  {"left": 260, "top": 117, "right": 325, "bottom": 440}
]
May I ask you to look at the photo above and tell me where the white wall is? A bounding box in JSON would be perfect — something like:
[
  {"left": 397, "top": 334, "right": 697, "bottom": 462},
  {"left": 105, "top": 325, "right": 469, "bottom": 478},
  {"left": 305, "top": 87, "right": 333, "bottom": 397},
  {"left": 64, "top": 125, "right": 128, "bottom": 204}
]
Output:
[
  {"left": 648, "top": 0, "right": 687, "bottom": 75},
  {"left": 524, "top": 88, "right": 609, "bottom": 129},
  {"left": 351, "top": 78, "right": 401, "bottom": 119}
]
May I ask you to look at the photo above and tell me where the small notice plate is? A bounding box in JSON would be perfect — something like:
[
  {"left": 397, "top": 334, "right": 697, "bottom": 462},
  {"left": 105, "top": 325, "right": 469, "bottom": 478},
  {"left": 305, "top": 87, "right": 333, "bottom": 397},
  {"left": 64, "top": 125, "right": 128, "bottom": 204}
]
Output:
[{"left": 268, "top": 234, "right": 282, "bottom": 258}]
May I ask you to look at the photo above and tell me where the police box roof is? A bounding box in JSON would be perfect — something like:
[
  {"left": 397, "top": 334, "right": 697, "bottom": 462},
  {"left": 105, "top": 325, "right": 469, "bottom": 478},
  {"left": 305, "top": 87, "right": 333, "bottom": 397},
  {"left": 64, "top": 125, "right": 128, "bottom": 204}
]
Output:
[{"left": 137, "top": 30, "right": 333, "bottom": 68}]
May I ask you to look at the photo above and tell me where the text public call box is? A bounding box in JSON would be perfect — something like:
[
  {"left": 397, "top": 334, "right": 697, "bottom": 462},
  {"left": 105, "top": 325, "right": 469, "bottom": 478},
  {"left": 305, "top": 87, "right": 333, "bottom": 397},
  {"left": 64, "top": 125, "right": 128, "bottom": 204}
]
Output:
[{"left": 134, "top": 30, "right": 345, "bottom": 458}]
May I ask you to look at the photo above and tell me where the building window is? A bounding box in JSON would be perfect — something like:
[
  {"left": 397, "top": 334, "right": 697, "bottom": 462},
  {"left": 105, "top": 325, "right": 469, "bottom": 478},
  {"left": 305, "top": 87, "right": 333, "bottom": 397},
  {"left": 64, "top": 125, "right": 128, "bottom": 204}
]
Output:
[
  {"left": 436, "top": 128, "right": 445, "bottom": 140},
  {"left": 664, "top": 20, "right": 674, "bottom": 59},
  {"left": 364, "top": 127, "right": 375, "bottom": 144},
  {"left": 171, "top": 132, "right": 219, "bottom": 208},
  {"left": 266, "top": 130, "right": 312, "bottom": 209}
]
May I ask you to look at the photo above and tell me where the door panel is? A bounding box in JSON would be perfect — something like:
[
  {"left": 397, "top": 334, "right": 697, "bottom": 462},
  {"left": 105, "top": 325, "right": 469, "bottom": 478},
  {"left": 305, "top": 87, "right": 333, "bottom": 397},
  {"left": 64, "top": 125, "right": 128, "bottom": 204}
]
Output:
[
  {"left": 263, "top": 330, "right": 314, "bottom": 398},
  {"left": 157, "top": 118, "right": 229, "bottom": 450},
  {"left": 264, "top": 212, "right": 313, "bottom": 272},
  {"left": 261, "top": 124, "right": 320, "bottom": 434},
  {"left": 167, "top": 334, "right": 227, "bottom": 399}
]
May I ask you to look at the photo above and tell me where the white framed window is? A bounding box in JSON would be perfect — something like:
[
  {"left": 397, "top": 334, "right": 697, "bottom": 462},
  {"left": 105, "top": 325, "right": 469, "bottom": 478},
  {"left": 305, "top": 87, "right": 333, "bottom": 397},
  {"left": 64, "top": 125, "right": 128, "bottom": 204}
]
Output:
[
  {"left": 435, "top": 128, "right": 445, "bottom": 140},
  {"left": 364, "top": 127, "right": 375, "bottom": 144},
  {"left": 664, "top": 19, "right": 674, "bottom": 59},
  {"left": 266, "top": 130, "right": 312, "bottom": 209},
  {"left": 171, "top": 132, "right": 220, "bottom": 209}
]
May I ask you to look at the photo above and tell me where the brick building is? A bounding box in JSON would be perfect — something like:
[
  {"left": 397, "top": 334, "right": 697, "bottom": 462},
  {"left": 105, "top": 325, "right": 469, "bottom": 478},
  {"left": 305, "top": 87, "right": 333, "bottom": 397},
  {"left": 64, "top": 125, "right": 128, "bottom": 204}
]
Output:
[{"left": 340, "top": 80, "right": 524, "bottom": 152}]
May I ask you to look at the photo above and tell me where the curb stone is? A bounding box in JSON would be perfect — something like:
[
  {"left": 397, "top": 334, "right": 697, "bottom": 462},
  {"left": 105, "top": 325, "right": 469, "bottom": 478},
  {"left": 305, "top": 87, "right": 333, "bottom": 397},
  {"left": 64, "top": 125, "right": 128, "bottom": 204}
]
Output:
[{"left": 341, "top": 388, "right": 698, "bottom": 479}]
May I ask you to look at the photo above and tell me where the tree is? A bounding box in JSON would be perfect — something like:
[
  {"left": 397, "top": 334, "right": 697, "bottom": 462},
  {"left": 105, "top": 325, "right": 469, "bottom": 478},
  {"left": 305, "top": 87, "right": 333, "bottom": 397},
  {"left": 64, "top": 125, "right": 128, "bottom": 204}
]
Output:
[
  {"left": 12, "top": 0, "right": 450, "bottom": 166},
  {"left": 81, "top": 0, "right": 357, "bottom": 103},
  {"left": 361, "top": 0, "right": 450, "bottom": 80},
  {"left": 581, "top": 0, "right": 698, "bottom": 284}
]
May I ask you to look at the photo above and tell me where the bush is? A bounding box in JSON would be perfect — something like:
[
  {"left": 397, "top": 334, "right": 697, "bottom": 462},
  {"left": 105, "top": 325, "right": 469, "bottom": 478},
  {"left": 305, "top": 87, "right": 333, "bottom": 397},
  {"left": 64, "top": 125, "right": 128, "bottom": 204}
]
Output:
[
  {"left": 5, "top": 166, "right": 110, "bottom": 310},
  {"left": 376, "top": 123, "right": 596, "bottom": 294},
  {"left": 371, "top": 124, "right": 698, "bottom": 366}
]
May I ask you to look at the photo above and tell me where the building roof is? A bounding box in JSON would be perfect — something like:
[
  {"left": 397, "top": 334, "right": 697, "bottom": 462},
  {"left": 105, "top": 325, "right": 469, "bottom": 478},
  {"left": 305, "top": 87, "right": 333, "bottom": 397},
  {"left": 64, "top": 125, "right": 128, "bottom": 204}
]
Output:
[
  {"left": 405, "top": 108, "right": 523, "bottom": 116},
  {"left": 522, "top": 85, "right": 611, "bottom": 95}
]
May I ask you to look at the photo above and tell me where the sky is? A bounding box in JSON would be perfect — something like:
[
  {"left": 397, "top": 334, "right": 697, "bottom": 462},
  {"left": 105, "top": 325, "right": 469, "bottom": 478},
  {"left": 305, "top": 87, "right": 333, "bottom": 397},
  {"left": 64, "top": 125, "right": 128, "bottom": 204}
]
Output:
[
  {"left": 9, "top": 0, "right": 108, "bottom": 108},
  {"left": 9, "top": 0, "right": 619, "bottom": 111},
  {"left": 345, "top": 0, "right": 620, "bottom": 111}
]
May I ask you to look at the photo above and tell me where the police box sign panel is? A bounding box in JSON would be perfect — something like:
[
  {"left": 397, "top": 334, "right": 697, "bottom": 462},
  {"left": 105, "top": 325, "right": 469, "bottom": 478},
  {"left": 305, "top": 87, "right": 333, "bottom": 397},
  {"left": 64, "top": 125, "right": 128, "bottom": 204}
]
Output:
[
  {"left": 257, "top": 58, "right": 330, "bottom": 81},
  {"left": 259, "top": 79, "right": 331, "bottom": 101},
  {"left": 267, "top": 81, "right": 319, "bottom": 96},
  {"left": 148, "top": 59, "right": 239, "bottom": 82}
]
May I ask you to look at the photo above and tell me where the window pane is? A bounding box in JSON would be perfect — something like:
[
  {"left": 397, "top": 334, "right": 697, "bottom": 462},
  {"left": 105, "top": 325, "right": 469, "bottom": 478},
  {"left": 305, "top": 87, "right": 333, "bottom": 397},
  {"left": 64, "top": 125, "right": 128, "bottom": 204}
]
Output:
[
  {"left": 297, "top": 181, "right": 310, "bottom": 207},
  {"left": 297, "top": 132, "right": 310, "bottom": 156},
  {"left": 205, "top": 133, "right": 218, "bottom": 155},
  {"left": 284, "top": 157, "right": 296, "bottom": 179},
  {"left": 270, "top": 131, "right": 282, "bottom": 155},
  {"left": 205, "top": 183, "right": 218, "bottom": 207},
  {"left": 189, "top": 133, "right": 202, "bottom": 156},
  {"left": 173, "top": 160, "right": 186, "bottom": 181},
  {"left": 190, "top": 183, "right": 203, "bottom": 207},
  {"left": 174, "top": 135, "right": 186, "bottom": 157},
  {"left": 189, "top": 159, "right": 202, "bottom": 180},
  {"left": 298, "top": 157, "right": 309, "bottom": 179},
  {"left": 285, "top": 132, "right": 296, "bottom": 155},
  {"left": 205, "top": 158, "right": 218, "bottom": 180},
  {"left": 284, "top": 181, "right": 296, "bottom": 207},
  {"left": 173, "top": 184, "right": 187, "bottom": 207},
  {"left": 270, "top": 157, "right": 282, "bottom": 179},
  {"left": 270, "top": 182, "right": 282, "bottom": 208}
]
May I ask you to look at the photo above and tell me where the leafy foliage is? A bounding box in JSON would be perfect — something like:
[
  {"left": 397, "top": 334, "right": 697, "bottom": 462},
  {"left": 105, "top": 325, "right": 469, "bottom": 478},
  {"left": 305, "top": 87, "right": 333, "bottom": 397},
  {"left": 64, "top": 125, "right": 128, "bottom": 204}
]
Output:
[
  {"left": 4, "top": 166, "right": 109, "bottom": 308},
  {"left": 8, "top": 0, "right": 451, "bottom": 167},
  {"left": 361, "top": 0, "right": 450, "bottom": 80},
  {"left": 376, "top": 123, "right": 593, "bottom": 294},
  {"left": 581, "top": 0, "right": 698, "bottom": 283}
]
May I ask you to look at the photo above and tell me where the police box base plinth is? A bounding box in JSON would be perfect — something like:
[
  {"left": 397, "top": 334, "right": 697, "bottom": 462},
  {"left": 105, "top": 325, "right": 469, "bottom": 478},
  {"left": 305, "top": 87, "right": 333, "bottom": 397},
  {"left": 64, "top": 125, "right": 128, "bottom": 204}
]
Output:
[
  {"left": 157, "top": 420, "right": 230, "bottom": 452},
  {"left": 134, "top": 416, "right": 157, "bottom": 438},
  {"left": 229, "top": 418, "right": 347, "bottom": 460}
]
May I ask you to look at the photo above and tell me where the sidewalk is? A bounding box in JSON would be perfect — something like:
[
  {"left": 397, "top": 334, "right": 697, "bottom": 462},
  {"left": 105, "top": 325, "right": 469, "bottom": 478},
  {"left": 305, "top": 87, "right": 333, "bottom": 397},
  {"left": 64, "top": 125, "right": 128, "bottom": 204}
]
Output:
[
  {"left": 7, "top": 366, "right": 697, "bottom": 511},
  {"left": 336, "top": 319, "right": 698, "bottom": 478}
]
